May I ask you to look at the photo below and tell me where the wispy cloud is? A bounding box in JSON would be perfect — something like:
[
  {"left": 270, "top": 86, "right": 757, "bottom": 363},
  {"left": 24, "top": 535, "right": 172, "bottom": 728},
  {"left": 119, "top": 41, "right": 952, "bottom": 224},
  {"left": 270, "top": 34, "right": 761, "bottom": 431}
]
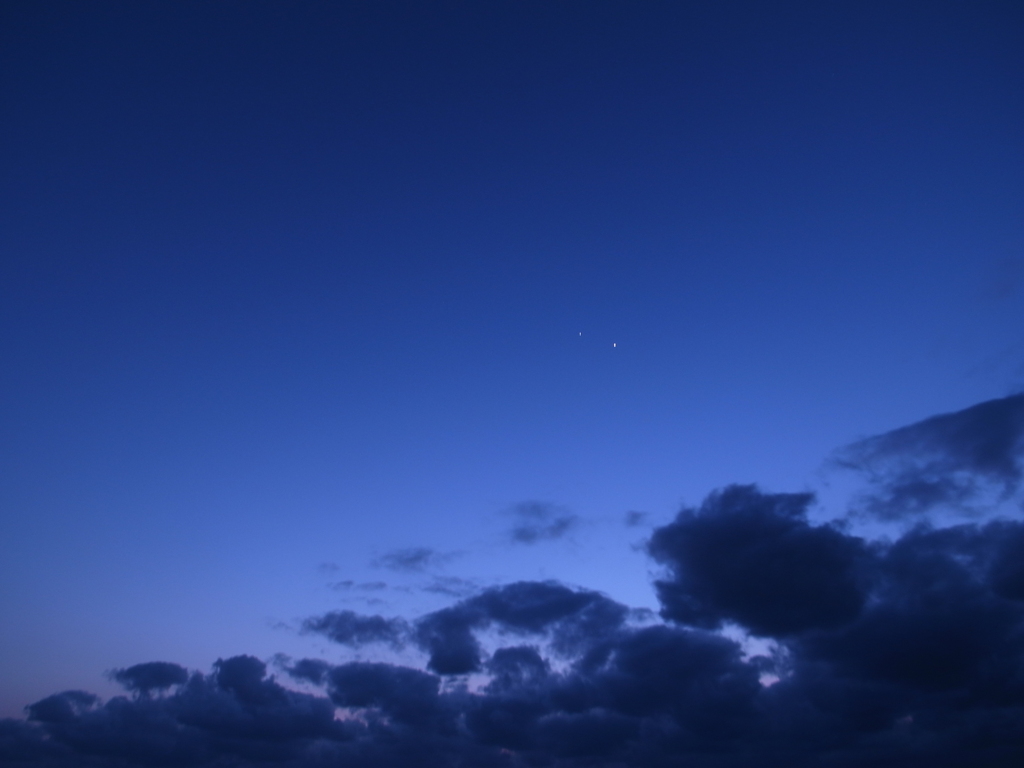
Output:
[
  {"left": 833, "top": 393, "right": 1024, "bottom": 519},
  {"left": 505, "top": 501, "right": 579, "bottom": 544},
  {"left": 373, "top": 547, "right": 461, "bottom": 572},
  {"left": 329, "top": 580, "right": 389, "bottom": 592},
  {"left": 623, "top": 510, "right": 649, "bottom": 527}
]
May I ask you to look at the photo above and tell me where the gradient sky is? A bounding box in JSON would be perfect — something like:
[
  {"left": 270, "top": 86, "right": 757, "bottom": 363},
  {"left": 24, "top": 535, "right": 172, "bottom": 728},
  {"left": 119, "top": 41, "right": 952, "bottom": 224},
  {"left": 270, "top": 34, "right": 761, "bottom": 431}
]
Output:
[{"left": 2, "top": 2, "right": 1024, "bottom": 760}]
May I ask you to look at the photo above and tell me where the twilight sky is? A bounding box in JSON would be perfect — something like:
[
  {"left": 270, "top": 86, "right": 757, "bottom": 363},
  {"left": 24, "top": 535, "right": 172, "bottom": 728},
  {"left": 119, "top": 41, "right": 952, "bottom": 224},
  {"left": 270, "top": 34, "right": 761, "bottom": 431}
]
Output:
[{"left": 2, "top": 2, "right": 1024, "bottom": 766}]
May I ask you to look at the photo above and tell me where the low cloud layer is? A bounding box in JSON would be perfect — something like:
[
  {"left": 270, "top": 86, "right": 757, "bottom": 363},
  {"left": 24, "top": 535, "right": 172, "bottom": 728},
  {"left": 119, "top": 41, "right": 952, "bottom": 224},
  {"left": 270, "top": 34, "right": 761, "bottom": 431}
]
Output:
[{"left": 4, "top": 395, "right": 1024, "bottom": 766}]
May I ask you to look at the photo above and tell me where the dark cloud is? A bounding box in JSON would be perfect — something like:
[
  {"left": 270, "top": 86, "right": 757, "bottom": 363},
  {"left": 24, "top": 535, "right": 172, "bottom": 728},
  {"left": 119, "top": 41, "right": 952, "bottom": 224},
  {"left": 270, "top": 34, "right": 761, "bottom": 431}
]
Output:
[
  {"left": 282, "top": 658, "right": 332, "bottom": 686},
  {"left": 305, "top": 581, "right": 629, "bottom": 675},
  {"left": 649, "top": 485, "right": 868, "bottom": 637},
  {"left": 506, "top": 501, "right": 579, "bottom": 544},
  {"left": 326, "top": 662, "right": 444, "bottom": 729},
  {"left": 110, "top": 662, "right": 188, "bottom": 695},
  {"left": 835, "top": 393, "right": 1024, "bottom": 519},
  {"left": 7, "top": 625, "right": 763, "bottom": 768},
  {"left": 14, "top": 657, "right": 346, "bottom": 767},
  {"left": 302, "top": 610, "right": 408, "bottom": 648},
  {"left": 0, "top": 717, "right": 65, "bottom": 765},
  {"left": 484, "top": 645, "right": 550, "bottom": 692},
  {"left": 25, "top": 691, "right": 99, "bottom": 725},
  {"left": 798, "top": 522, "right": 1024, "bottom": 693},
  {"left": 9, "top": 400, "right": 1024, "bottom": 766},
  {"left": 414, "top": 605, "right": 483, "bottom": 675},
  {"left": 8, "top": 540, "right": 1024, "bottom": 767},
  {"left": 413, "top": 581, "right": 629, "bottom": 675},
  {"left": 374, "top": 547, "right": 458, "bottom": 572}
]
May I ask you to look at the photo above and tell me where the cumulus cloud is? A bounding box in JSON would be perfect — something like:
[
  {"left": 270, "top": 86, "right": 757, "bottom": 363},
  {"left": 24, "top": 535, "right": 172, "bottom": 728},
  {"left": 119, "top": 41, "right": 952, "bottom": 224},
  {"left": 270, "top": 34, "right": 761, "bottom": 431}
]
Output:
[
  {"left": 7, "top": 396, "right": 1024, "bottom": 766},
  {"left": 648, "top": 485, "right": 868, "bottom": 637},
  {"left": 505, "top": 501, "right": 579, "bottom": 544},
  {"left": 835, "top": 393, "right": 1024, "bottom": 519},
  {"left": 412, "top": 581, "right": 630, "bottom": 674}
]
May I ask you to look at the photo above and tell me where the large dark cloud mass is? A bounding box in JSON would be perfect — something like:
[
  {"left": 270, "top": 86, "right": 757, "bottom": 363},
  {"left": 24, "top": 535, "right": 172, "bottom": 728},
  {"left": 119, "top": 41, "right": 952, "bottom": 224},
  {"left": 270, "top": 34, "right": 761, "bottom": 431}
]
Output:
[
  {"left": 5, "top": 396, "right": 1024, "bottom": 766},
  {"left": 648, "top": 485, "right": 868, "bottom": 637}
]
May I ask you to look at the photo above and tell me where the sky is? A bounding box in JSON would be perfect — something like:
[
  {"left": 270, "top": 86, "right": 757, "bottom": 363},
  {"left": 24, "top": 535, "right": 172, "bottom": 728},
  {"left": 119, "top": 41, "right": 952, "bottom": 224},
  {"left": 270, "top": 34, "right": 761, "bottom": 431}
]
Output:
[{"left": 1, "top": 1, "right": 1024, "bottom": 765}]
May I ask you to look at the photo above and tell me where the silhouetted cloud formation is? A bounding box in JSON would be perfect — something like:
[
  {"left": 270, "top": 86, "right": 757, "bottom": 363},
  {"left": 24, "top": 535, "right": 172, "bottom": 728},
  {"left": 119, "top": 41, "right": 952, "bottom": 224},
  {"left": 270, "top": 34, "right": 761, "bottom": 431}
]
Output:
[
  {"left": 302, "top": 611, "right": 408, "bottom": 649},
  {"left": 649, "top": 486, "right": 868, "bottom": 637},
  {"left": 836, "top": 393, "right": 1024, "bottom": 519},
  {"left": 6, "top": 395, "right": 1024, "bottom": 766},
  {"left": 306, "top": 581, "right": 632, "bottom": 675},
  {"left": 410, "top": 581, "right": 631, "bottom": 675},
  {"left": 109, "top": 661, "right": 189, "bottom": 695},
  {"left": 506, "top": 501, "right": 579, "bottom": 544}
]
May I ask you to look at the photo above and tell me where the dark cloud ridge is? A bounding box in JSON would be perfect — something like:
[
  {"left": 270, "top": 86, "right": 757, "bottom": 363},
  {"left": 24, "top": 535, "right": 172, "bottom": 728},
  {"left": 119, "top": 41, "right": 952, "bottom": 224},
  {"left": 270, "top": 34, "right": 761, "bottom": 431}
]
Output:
[{"left": 8, "top": 396, "right": 1024, "bottom": 766}]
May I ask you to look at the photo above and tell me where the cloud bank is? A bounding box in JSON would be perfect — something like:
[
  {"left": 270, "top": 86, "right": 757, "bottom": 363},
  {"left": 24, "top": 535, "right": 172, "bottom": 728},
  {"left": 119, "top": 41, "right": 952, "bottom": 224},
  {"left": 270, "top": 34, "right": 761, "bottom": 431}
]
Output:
[{"left": 4, "top": 395, "right": 1024, "bottom": 767}]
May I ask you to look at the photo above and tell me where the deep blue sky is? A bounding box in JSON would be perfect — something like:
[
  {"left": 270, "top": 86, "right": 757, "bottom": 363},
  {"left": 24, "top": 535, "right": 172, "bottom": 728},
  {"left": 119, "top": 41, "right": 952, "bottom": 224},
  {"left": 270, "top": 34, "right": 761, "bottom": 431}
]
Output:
[{"left": 2, "top": 2, "right": 1024, "bottom": 760}]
